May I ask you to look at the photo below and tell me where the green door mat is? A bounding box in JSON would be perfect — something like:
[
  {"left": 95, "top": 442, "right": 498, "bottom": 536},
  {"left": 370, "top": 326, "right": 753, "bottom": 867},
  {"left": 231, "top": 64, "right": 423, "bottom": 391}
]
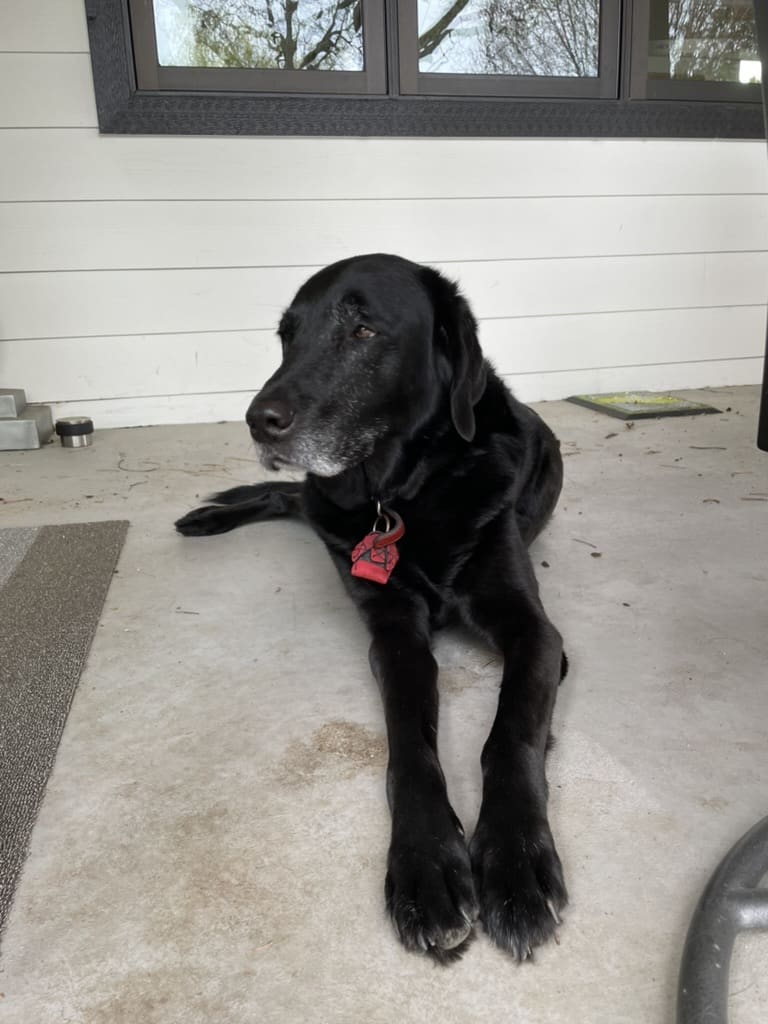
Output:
[{"left": 566, "top": 391, "right": 721, "bottom": 420}]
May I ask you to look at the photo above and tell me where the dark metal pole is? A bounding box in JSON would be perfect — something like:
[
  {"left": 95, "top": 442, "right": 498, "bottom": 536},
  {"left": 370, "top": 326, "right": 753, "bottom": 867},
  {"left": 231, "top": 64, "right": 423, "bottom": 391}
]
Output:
[{"left": 755, "top": 0, "right": 768, "bottom": 451}]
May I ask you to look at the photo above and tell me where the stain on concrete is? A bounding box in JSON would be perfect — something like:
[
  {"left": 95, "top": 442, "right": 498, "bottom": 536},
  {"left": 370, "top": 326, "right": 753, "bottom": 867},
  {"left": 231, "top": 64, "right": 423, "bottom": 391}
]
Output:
[
  {"left": 82, "top": 966, "right": 255, "bottom": 1024},
  {"left": 275, "top": 720, "right": 387, "bottom": 789},
  {"left": 440, "top": 657, "right": 501, "bottom": 696},
  {"left": 437, "top": 642, "right": 503, "bottom": 696},
  {"left": 698, "top": 795, "right": 729, "bottom": 812},
  {"left": 172, "top": 800, "right": 229, "bottom": 838}
]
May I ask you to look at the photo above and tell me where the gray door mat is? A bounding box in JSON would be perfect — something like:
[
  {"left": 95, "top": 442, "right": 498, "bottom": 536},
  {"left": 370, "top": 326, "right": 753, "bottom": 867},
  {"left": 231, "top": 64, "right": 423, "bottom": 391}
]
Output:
[{"left": 0, "top": 521, "right": 128, "bottom": 944}]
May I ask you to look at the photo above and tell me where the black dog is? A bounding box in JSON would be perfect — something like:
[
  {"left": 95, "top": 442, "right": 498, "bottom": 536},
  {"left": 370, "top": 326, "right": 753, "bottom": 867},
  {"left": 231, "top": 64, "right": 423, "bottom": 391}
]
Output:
[{"left": 176, "top": 253, "right": 567, "bottom": 963}]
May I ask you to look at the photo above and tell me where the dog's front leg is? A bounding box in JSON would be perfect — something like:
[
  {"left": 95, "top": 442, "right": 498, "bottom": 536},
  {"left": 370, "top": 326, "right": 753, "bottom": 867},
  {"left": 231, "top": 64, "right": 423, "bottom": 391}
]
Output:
[
  {"left": 457, "top": 517, "right": 568, "bottom": 960},
  {"left": 360, "top": 590, "right": 478, "bottom": 962}
]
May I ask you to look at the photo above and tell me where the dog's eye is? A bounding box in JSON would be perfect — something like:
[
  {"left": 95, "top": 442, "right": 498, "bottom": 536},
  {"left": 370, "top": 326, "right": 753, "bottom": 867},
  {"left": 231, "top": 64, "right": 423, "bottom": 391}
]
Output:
[{"left": 353, "top": 325, "right": 376, "bottom": 340}]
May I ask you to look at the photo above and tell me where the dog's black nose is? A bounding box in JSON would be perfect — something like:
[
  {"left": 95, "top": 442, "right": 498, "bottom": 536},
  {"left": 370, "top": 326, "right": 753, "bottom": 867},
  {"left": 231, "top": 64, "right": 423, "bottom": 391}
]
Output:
[{"left": 247, "top": 396, "right": 296, "bottom": 442}]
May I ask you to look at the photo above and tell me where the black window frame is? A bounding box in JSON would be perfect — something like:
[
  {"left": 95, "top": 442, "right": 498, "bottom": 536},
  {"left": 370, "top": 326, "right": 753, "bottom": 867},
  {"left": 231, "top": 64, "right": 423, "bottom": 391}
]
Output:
[{"left": 85, "top": 0, "right": 765, "bottom": 138}]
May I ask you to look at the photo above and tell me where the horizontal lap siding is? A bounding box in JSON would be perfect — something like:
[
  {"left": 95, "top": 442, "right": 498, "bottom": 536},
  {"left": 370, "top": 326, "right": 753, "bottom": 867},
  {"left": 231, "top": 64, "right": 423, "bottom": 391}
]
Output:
[
  {"left": 0, "top": 21, "right": 766, "bottom": 428},
  {"left": 0, "top": 0, "right": 88, "bottom": 52},
  {"left": 3, "top": 195, "right": 768, "bottom": 270},
  {"left": 2, "top": 307, "right": 762, "bottom": 413},
  {"left": 0, "top": 54, "right": 96, "bottom": 127},
  {"left": 18, "top": 355, "right": 763, "bottom": 432},
  {"left": 3, "top": 131, "right": 767, "bottom": 201},
  {"left": 3, "top": 254, "right": 765, "bottom": 338}
]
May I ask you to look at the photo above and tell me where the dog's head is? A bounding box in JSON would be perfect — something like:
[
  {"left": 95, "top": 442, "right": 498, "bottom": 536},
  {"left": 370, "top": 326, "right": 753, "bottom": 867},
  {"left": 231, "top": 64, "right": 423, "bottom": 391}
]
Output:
[{"left": 246, "top": 254, "right": 487, "bottom": 477}]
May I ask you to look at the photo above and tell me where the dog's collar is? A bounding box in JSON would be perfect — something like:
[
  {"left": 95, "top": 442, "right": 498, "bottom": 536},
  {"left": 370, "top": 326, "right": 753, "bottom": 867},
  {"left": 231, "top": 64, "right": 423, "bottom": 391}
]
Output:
[{"left": 350, "top": 499, "right": 405, "bottom": 585}]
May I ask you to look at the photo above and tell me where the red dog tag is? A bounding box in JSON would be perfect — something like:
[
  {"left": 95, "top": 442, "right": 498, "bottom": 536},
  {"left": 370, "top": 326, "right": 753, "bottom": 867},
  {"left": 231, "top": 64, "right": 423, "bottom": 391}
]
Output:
[{"left": 351, "top": 506, "right": 405, "bottom": 585}]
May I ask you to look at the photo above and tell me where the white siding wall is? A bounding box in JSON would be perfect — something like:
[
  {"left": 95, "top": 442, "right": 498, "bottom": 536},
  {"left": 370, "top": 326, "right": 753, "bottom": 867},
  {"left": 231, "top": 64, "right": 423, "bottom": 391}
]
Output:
[{"left": 1, "top": 0, "right": 766, "bottom": 428}]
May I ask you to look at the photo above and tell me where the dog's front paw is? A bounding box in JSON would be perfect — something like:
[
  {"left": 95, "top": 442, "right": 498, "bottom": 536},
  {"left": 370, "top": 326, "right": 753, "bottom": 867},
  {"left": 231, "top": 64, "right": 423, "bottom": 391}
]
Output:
[
  {"left": 470, "top": 818, "right": 567, "bottom": 961},
  {"left": 385, "top": 817, "right": 479, "bottom": 964}
]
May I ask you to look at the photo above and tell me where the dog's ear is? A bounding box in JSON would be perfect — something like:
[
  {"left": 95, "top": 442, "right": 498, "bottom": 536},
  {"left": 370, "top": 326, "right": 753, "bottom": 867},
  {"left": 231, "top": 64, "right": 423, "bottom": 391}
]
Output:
[{"left": 422, "top": 267, "right": 487, "bottom": 442}]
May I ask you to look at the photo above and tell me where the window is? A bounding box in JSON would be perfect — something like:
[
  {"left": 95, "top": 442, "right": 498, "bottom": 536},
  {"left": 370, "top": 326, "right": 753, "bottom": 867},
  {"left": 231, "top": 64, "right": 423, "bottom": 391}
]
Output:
[
  {"left": 86, "top": 0, "right": 764, "bottom": 136},
  {"left": 132, "top": 0, "right": 387, "bottom": 93},
  {"left": 633, "top": 0, "right": 762, "bottom": 101},
  {"left": 398, "top": 0, "right": 619, "bottom": 97}
]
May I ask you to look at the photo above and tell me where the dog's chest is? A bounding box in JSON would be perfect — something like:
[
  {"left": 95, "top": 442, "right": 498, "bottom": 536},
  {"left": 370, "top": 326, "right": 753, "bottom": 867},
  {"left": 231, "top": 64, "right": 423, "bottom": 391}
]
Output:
[{"left": 320, "top": 475, "right": 511, "bottom": 591}]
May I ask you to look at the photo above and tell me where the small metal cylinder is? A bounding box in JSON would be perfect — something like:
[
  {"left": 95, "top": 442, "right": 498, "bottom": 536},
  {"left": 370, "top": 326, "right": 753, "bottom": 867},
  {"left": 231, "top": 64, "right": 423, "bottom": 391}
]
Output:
[{"left": 55, "top": 416, "right": 94, "bottom": 448}]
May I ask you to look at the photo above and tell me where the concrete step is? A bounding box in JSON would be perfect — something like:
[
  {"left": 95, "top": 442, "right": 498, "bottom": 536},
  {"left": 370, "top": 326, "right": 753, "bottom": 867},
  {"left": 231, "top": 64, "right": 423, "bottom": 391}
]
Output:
[
  {"left": 0, "top": 389, "right": 54, "bottom": 450},
  {"left": 0, "top": 388, "right": 27, "bottom": 418}
]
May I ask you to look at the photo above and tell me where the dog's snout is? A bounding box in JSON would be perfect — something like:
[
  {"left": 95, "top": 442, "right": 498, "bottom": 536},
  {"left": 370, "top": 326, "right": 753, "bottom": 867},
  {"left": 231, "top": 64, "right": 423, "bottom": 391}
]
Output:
[{"left": 247, "top": 396, "right": 296, "bottom": 442}]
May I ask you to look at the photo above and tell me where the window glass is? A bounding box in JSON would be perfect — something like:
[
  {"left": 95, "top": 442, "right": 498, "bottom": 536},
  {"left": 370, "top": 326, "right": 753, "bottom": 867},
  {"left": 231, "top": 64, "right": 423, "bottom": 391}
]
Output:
[
  {"left": 647, "top": 0, "right": 761, "bottom": 83},
  {"left": 152, "top": 0, "right": 365, "bottom": 71},
  {"left": 417, "top": 0, "right": 600, "bottom": 77}
]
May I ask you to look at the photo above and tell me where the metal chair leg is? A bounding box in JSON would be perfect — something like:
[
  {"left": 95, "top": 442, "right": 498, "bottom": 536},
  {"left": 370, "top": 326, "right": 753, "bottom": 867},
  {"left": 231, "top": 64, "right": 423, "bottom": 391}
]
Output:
[{"left": 677, "top": 815, "right": 768, "bottom": 1024}]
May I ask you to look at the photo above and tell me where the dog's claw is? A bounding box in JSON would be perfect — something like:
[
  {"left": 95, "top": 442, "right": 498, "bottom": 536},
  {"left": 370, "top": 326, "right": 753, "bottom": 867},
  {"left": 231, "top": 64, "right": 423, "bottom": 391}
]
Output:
[{"left": 547, "top": 898, "right": 562, "bottom": 926}]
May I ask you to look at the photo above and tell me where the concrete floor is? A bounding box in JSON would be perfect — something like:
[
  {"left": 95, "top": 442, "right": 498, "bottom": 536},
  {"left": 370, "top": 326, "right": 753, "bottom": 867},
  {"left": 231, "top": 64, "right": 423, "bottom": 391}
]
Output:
[{"left": 0, "top": 387, "right": 766, "bottom": 1024}]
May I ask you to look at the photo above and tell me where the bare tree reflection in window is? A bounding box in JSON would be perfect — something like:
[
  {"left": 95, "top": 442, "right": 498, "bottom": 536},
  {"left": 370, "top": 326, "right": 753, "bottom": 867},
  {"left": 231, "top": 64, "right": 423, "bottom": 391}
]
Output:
[
  {"left": 154, "top": 0, "right": 365, "bottom": 70},
  {"left": 417, "top": 0, "right": 600, "bottom": 77},
  {"left": 648, "top": 0, "right": 760, "bottom": 83}
]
